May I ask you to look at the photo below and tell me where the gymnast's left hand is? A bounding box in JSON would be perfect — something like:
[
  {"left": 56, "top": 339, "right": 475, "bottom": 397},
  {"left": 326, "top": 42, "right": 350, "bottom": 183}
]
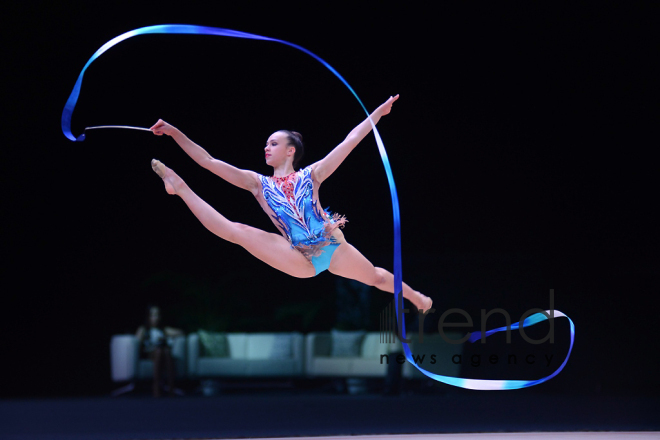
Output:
[{"left": 377, "top": 94, "right": 399, "bottom": 117}]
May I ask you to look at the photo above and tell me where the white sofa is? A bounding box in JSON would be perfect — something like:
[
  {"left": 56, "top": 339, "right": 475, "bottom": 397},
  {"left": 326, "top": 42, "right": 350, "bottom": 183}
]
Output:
[
  {"left": 305, "top": 330, "right": 463, "bottom": 379},
  {"left": 305, "top": 331, "right": 399, "bottom": 377},
  {"left": 187, "top": 332, "right": 305, "bottom": 378},
  {"left": 110, "top": 334, "right": 187, "bottom": 382}
]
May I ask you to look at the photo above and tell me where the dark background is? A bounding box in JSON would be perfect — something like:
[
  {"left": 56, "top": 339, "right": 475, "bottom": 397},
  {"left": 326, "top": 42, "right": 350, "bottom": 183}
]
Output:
[{"left": 2, "top": 0, "right": 657, "bottom": 406}]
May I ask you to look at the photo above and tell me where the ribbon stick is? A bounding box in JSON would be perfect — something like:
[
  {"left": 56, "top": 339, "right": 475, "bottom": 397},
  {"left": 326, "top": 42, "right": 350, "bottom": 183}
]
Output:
[
  {"left": 61, "top": 25, "right": 575, "bottom": 389},
  {"left": 76, "top": 125, "right": 151, "bottom": 142}
]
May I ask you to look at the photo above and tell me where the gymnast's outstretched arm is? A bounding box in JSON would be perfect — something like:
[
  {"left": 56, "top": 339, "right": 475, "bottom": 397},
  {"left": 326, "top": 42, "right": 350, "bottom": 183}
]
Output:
[
  {"left": 150, "top": 119, "right": 259, "bottom": 193},
  {"left": 311, "top": 95, "right": 399, "bottom": 183}
]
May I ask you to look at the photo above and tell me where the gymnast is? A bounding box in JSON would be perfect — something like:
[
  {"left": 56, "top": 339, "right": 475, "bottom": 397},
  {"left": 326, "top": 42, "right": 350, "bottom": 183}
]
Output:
[{"left": 149, "top": 95, "right": 432, "bottom": 313}]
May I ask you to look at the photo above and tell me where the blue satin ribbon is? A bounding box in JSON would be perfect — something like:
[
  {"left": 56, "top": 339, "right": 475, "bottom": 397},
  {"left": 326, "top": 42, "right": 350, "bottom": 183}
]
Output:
[
  {"left": 61, "top": 25, "right": 367, "bottom": 142},
  {"left": 61, "top": 25, "right": 574, "bottom": 390},
  {"left": 405, "top": 310, "right": 575, "bottom": 390}
]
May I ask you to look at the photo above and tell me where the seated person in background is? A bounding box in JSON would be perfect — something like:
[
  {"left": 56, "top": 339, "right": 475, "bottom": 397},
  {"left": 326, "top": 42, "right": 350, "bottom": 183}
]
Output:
[{"left": 135, "top": 305, "right": 184, "bottom": 397}]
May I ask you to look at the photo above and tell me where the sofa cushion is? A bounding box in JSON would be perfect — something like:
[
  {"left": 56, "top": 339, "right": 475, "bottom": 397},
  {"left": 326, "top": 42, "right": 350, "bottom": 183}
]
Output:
[
  {"left": 330, "top": 329, "right": 366, "bottom": 357},
  {"left": 226, "top": 334, "right": 247, "bottom": 358},
  {"left": 198, "top": 330, "right": 229, "bottom": 357},
  {"left": 246, "top": 334, "right": 276, "bottom": 360},
  {"left": 243, "top": 334, "right": 293, "bottom": 360},
  {"left": 269, "top": 334, "right": 293, "bottom": 360},
  {"left": 360, "top": 333, "right": 383, "bottom": 358},
  {"left": 361, "top": 332, "right": 401, "bottom": 357}
]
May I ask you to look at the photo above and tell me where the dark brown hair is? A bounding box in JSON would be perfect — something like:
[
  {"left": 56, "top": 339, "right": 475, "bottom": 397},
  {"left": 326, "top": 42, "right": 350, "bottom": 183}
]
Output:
[{"left": 280, "top": 130, "right": 304, "bottom": 169}]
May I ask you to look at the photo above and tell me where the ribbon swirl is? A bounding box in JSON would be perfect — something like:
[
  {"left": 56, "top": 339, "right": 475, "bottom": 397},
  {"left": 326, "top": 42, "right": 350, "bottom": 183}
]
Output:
[{"left": 61, "top": 24, "right": 574, "bottom": 390}]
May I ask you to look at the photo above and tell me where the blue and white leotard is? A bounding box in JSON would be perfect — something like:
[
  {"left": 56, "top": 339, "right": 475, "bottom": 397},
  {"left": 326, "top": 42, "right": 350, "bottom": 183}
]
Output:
[{"left": 256, "top": 166, "right": 346, "bottom": 275}]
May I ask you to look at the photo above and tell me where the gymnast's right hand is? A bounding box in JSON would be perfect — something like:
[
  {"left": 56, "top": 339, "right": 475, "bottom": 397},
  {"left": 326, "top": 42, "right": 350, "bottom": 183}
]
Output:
[{"left": 150, "top": 119, "right": 176, "bottom": 136}]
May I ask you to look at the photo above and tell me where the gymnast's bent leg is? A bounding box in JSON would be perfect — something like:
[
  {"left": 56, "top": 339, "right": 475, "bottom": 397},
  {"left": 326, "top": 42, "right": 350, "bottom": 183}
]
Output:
[
  {"left": 151, "top": 160, "right": 316, "bottom": 278},
  {"left": 328, "top": 237, "right": 433, "bottom": 313}
]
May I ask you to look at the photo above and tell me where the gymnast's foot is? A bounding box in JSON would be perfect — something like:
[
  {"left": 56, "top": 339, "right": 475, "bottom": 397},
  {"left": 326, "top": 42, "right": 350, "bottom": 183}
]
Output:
[
  {"left": 151, "top": 159, "right": 180, "bottom": 195},
  {"left": 415, "top": 294, "right": 433, "bottom": 314}
]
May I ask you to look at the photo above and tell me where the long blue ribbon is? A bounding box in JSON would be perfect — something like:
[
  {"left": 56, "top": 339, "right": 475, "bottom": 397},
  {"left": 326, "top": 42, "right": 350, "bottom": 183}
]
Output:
[
  {"left": 405, "top": 310, "right": 575, "bottom": 390},
  {"left": 61, "top": 24, "right": 574, "bottom": 390},
  {"left": 61, "top": 25, "right": 368, "bottom": 141}
]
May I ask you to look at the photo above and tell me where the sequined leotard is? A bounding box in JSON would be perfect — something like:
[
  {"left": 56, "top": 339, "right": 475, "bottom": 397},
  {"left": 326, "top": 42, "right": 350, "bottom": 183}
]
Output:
[{"left": 257, "top": 166, "right": 346, "bottom": 274}]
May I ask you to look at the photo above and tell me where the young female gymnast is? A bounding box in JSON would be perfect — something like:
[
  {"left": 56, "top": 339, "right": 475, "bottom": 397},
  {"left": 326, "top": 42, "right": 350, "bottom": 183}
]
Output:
[{"left": 149, "top": 95, "right": 432, "bottom": 312}]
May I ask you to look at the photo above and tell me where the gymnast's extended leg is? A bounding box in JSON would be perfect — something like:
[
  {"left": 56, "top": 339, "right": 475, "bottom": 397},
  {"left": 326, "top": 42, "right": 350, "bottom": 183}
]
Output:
[
  {"left": 328, "top": 238, "right": 433, "bottom": 313},
  {"left": 151, "top": 160, "right": 316, "bottom": 278}
]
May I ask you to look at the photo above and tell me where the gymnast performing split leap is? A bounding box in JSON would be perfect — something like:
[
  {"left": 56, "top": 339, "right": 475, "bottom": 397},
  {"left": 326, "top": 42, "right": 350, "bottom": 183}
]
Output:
[{"left": 149, "top": 94, "right": 433, "bottom": 313}]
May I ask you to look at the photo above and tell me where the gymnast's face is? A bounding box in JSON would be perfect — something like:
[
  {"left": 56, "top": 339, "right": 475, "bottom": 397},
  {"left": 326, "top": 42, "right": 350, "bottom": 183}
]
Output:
[{"left": 265, "top": 132, "right": 295, "bottom": 166}]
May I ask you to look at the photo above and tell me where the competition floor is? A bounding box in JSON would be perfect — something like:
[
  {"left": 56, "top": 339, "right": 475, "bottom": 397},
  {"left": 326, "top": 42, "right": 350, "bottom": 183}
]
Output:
[
  {"left": 222, "top": 435, "right": 658, "bottom": 440},
  {"left": 1, "top": 387, "right": 657, "bottom": 440}
]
